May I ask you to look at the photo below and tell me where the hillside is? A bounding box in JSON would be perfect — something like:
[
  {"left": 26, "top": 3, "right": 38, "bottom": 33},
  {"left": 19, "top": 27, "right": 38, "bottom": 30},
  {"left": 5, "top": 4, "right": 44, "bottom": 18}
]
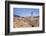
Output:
[{"left": 13, "top": 16, "right": 39, "bottom": 28}]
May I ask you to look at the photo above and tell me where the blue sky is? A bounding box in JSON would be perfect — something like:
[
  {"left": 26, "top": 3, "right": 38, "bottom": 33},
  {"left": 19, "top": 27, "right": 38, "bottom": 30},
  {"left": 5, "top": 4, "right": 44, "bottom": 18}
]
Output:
[{"left": 13, "top": 8, "right": 39, "bottom": 16}]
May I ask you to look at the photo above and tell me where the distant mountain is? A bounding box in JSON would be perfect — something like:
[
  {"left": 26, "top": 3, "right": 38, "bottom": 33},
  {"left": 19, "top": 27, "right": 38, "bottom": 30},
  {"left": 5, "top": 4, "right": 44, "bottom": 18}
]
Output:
[{"left": 14, "top": 15, "right": 20, "bottom": 17}]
